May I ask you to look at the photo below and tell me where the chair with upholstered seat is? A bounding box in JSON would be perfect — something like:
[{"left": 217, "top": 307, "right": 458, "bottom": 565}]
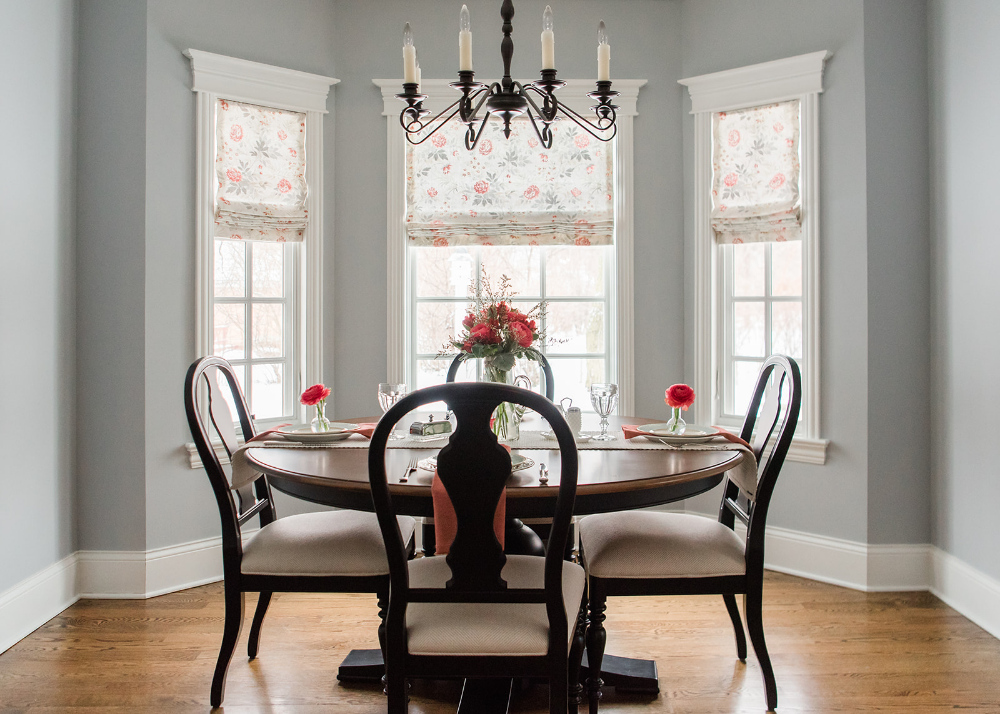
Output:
[
  {"left": 578, "top": 355, "right": 801, "bottom": 713},
  {"left": 369, "top": 381, "right": 586, "bottom": 714},
  {"left": 446, "top": 351, "right": 556, "bottom": 401},
  {"left": 185, "top": 356, "right": 415, "bottom": 707}
]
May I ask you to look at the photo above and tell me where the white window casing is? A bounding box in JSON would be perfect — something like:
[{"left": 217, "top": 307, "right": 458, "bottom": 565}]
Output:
[
  {"left": 680, "top": 51, "right": 830, "bottom": 465},
  {"left": 375, "top": 78, "right": 645, "bottom": 415},
  {"left": 186, "top": 49, "right": 337, "bottom": 420}
]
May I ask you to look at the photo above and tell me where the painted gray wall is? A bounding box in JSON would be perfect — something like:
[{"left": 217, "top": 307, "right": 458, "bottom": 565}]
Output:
[
  {"left": 330, "top": 0, "right": 685, "bottom": 421},
  {"left": 76, "top": 0, "right": 149, "bottom": 552},
  {"left": 0, "top": 0, "right": 77, "bottom": 591},
  {"left": 864, "top": 0, "right": 931, "bottom": 544},
  {"left": 679, "top": 0, "right": 872, "bottom": 543},
  {"left": 929, "top": 0, "right": 1000, "bottom": 580}
]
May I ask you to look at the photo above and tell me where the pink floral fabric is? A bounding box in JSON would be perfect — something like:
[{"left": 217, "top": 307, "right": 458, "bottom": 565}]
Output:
[
  {"left": 406, "top": 118, "right": 614, "bottom": 247},
  {"left": 711, "top": 100, "right": 800, "bottom": 244},
  {"left": 215, "top": 99, "right": 308, "bottom": 242}
]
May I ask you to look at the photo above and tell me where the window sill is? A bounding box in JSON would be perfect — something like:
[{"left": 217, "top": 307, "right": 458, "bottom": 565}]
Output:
[
  {"left": 785, "top": 435, "right": 829, "bottom": 465},
  {"left": 185, "top": 439, "right": 237, "bottom": 470}
]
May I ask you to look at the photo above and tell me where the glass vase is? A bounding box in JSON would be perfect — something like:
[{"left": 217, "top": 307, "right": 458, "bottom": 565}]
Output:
[
  {"left": 665, "top": 406, "right": 687, "bottom": 435},
  {"left": 484, "top": 355, "right": 521, "bottom": 442},
  {"left": 311, "top": 402, "right": 332, "bottom": 432}
]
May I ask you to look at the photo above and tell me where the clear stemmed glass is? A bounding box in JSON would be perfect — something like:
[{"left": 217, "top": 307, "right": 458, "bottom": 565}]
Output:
[
  {"left": 589, "top": 383, "right": 618, "bottom": 441},
  {"left": 377, "top": 383, "right": 407, "bottom": 440}
]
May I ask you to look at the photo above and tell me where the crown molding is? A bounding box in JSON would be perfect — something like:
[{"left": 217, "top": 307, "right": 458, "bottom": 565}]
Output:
[{"left": 679, "top": 50, "right": 831, "bottom": 114}]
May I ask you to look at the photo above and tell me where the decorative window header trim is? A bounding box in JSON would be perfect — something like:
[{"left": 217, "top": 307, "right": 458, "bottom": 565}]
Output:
[
  {"left": 186, "top": 49, "right": 338, "bottom": 114},
  {"left": 678, "top": 50, "right": 831, "bottom": 114},
  {"left": 374, "top": 78, "right": 646, "bottom": 118}
]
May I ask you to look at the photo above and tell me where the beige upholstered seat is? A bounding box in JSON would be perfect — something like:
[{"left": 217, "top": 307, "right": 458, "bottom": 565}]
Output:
[
  {"left": 579, "top": 511, "right": 745, "bottom": 579},
  {"left": 242, "top": 511, "right": 416, "bottom": 577},
  {"left": 405, "top": 554, "right": 586, "bottom": 656}
]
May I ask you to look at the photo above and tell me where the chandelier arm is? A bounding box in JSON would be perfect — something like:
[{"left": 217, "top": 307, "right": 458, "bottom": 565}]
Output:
[
  {"left": 521, "top": 96, "right": 554, "bottom": 150},
  {"left": 523, "top": 84, "right": 560, "bottom": 122},
  {"left": 402, "top": 105, "right": 470, "bottom": 146},
  {"left": 464, "top": 111, "right": 492, "bottom": 150},
  {"left": 400, "top": 97, "right": 462, "bottom": 134},
  {"left": 548, "top": 97, "right": 619, "bottom": 142},
  {"left": 464, "top": 84, "right": 498, "bottom": 124}
]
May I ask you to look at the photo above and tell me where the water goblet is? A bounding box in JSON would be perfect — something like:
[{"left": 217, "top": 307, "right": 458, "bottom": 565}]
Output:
[
  {"left": 377, "top": 383, "right": 407, "bottom": 440},
  {"left": 589, "top": 383, "right": 618, "bottom": 441}
]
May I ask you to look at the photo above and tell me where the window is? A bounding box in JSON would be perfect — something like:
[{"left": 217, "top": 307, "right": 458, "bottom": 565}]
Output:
[
  {"left": 680, "top": 52, "right": 830, "bottom": 463},
  {"left": 378, "top": 78, "right": 645, "bottom": 413},
  {"left": 187, "top": 50, "right": 336, "bottom": 427}
]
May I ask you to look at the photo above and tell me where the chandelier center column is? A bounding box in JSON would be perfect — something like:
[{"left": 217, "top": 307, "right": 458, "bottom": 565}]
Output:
[{"left": 500, "top": 0, "right": 515, "bottom": 91}]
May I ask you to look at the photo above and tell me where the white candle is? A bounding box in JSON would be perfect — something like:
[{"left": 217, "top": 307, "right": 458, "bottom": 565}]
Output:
[
  {"left": 541, "top": 5, "right": 555, "bottom": 70},
  {"left": 403, "top": 23, "right": 417, "bottom": 84},
  {"left": 597, "top": 21, "right": 610, "bottom": 81},
  {"left": 459, "top": 5, "right": 473, "bottom": 72}
]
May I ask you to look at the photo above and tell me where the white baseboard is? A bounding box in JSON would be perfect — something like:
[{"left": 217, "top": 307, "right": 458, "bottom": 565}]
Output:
[
  {"left": 0, "top": 554, "right": 79, "bottom": 654},
  {"left": 930, "top": 548, "right": 1000, "bottom": 641}
]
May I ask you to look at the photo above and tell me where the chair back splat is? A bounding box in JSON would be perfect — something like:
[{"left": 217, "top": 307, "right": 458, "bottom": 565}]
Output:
[{"left": 446, "top": 352, "right": 556, "bottom": 402}]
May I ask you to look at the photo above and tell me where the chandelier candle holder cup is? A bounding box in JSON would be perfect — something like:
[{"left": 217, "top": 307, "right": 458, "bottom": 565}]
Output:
[{"left": 397, "top": 0, "right": 619, "bottom": 150}]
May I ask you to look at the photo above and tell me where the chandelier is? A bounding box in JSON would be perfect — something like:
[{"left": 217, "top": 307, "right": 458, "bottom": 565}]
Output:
[{"left": 397, "top": 0, "right": 618, "bottom": 150}]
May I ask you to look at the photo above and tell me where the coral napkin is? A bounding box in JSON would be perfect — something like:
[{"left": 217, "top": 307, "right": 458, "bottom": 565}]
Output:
[{"left": 431, "top": 445, "right": 508, "bottom": 555}]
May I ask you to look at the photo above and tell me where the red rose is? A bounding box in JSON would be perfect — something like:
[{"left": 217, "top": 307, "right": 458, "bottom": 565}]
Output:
[
  {"left": 478, "top": 139, "right": 493, "bottom": 155},
  {"left": 432, "top": 134, "right": 447, "bottom": 148},
  {"left": 462, "top": 313, "right": 476, "bottom": 328},
  {"left": 462, "top": 341, "right": 473, "bottom": 352},
  {"left": 724, "top": 173, "right": 738, "bottom": 187},
  {"left": 728, "top": 129, "right": 741, "bottom": 146},
  {"left": 229, "top": 125, "right": 243, "bottom": 142},
  {"left": 524, "top": 185, "right": 540, "bottom": 199},
  {"left": 474, "top": 180, "right": 489, "bottom": 194},
  {"left": 509, "top": 320, "right": 533, "bottom": 348},
  {"left": 470, "top": 323, "right": 492, "bottom": 343},
  {"left": 769, "top": 173, "right": 786, "bottom": 189},
  {"left": 300, "top": 383, "right": 331, "bottom": 406},
  {"left": 432, "top": 236, "right": 449, "bottom": 247},
  {"left": 575, "top": 236, "right": 591, "bottom": 246},
  {"left": 277, "top": 178, "right": 292, "bottom": 193},
  {"left": 226, "top": 168, "right": 242, "bottom": 182},
  {"left": 665, "top": 384, "right": 695, "bottom": 410}
]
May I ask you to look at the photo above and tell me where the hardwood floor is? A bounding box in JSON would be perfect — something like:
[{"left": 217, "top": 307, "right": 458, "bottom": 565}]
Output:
[{"left": 1, "top": 572, "right": 999, "bottom": 712}]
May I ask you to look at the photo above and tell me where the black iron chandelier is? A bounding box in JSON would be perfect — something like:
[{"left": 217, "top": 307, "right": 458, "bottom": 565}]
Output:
[{"left": 397, "top": 0, "right": 618, "bottom": 150}]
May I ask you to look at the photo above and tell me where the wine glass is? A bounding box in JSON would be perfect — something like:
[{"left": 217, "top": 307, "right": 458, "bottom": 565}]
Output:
[
  {"left": 377, "top": 383, "right": 407, "bottom": 439},
  {"left": 589, "top": 383, "right": 618, "bottom": 441}
]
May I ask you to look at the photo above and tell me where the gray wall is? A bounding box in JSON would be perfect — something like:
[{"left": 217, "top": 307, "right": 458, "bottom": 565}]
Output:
[
  {"left": 679, "top": 0, "right": 872, "bottom": 543},
  {"left": 864, "top": 0, "right": 931, "bottom": 544},
  {"left": 929, "top": 0, "right": 1000, "bottom": 580},
  {"left": 0, "top": 0, "right": 78, "bottom": 591},
  {"left": 330, "top": 0, "right": 684, "bottom": 420}
]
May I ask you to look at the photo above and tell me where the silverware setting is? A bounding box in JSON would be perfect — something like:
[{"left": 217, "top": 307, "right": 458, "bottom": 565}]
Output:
[{"left": 401, "top": 457, "right": 418, "bottom": 483}]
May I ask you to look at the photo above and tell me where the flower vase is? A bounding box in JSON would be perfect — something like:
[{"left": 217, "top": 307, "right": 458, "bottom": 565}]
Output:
[
  {"left": 311, "top": 402, "right": 332, "bottom": 432},
  {"left": 665, "top": 406, "right": 686, "bottom": 435},
  {"left": 484, "top": 356, "right": 520, "bottom": 442}
]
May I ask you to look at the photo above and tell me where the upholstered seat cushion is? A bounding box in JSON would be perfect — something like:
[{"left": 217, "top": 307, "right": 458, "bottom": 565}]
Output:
[
  {"left": 404, "top": 554, "right": 586, "bottom": 656},
  {"left": 241, "top": 510, "right": 415, "bottom": 577},
  {"left": 579, "top": 512, "right": 746, "bottom": 579}
]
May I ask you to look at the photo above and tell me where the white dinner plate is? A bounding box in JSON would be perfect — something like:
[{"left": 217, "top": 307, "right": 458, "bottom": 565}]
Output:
[
  {"left": 418, "top": 453, "right": 534, "bottom": 473},
  {"left": 636, "top": 423, "right": 718, "bottom": 445},
  {"left": 278, "top": 423, "right": 357, "bottom": 443}
]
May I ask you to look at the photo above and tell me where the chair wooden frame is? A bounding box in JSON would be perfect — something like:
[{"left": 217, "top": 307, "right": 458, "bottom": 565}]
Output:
[
  {"left": 580, "top": 355, "right": 801, "bottom": 713},
  {"left": 446, "top": 352, "right": 556, "bottom": 401},
  {"left": 369, "top": 382, "right": 585, "bottom": 714},
  {"left": 185, "top": 356, "right": 411, "bottom": 707}
]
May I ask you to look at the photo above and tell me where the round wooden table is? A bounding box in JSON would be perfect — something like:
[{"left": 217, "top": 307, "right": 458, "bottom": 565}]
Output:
[{"left": 245, "top": 414, "right": 743, "bottom": 713}]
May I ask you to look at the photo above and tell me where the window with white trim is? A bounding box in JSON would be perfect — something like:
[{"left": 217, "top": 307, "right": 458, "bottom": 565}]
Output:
[
  {"left": 187, "top": 50, "right": 336, "bottom": 427},
  {"left": 680, "top": 52, "right": 830, "bottom": 464}
]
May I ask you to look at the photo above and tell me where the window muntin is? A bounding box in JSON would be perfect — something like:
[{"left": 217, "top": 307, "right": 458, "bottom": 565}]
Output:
[{"left": 410, "top": 244, "right": 612, "bottom": 410}]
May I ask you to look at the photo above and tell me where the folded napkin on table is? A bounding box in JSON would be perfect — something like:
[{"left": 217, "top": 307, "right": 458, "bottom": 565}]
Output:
[
  {"left": 431, "top": 444, "right": 508, "bottom": 555},
  {"left": 227, "top": 424, "right": 377, "bottom": 490},
  {"left": 622, "top": 425, "right": 760, "bottom": 499}
]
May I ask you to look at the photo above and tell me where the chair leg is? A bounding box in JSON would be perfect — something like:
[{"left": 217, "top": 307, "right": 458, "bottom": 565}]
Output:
[
  {"left": 550, "top": 662, "right": 569, "bottom": 714},
  {"left": 247, "top": 591, "right": 272, "bottom": 660},
  {"left": 568, "top": 595, "right": 587, "bottom": 714},
  {"left": 377, "top": 584, "right": 389, "bottom": 664},
  {"left": 722, "top": 592, "right": 747, "bottom": 662},
  {"left": 385, "top": 659, "right": 407, "bottom": 714},
  {"left": 585, "top": 586, "right": 607, "bottom": 714},
  {"left": 745, "top": 588, "right": 777, "bottom": 712},
  {"left": 211, "top": 588, "right": 245, "bottom": 707}
]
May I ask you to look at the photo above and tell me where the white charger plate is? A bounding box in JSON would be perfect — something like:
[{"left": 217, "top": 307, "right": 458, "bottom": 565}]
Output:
[
  {"left": 636, "top": 423, "right": 718, "bottom": 445},
  {"left": 278, "top": 423, "right": 357, "bottom": 443}
]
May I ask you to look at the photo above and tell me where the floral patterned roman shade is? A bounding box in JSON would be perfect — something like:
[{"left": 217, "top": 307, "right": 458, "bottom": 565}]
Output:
[
  {"left": 215, "top": 99, "right": 308, "bottom": 242},
  {"left": 406, "top": 118, "right": 614, "bottom": 247},
  {"left": 711, "top": 100, "right": 801, "bottom": 244}
]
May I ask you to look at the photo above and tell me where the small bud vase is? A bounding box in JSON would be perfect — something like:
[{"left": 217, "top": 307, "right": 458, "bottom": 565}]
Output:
[
  {"left": 311, "top": 402, "right": 332, "bottom": 432},
  {"left": 665, "top": 406, "right": 687, "bottom": 435}
]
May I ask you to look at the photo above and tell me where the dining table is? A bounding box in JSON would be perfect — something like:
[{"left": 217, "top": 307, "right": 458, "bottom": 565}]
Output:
[{"left": 244, "top": 413, "right": 745, "bottom": 714}]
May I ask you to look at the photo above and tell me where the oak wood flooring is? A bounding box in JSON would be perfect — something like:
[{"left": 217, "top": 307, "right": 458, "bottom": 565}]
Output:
[{"left": 1, "top": 572, "right": 999, "bottom": 712}]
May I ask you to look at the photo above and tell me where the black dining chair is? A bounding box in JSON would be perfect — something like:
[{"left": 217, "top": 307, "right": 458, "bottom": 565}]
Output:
[
  {"left": 577, "top": 355, "right": 801, "bottom": 713},
  {"left": 184, "top": 356, "right": 416, "bottom": 707},
  {"left": 446, "top": 352, "right": 556, "bottom": 401},
  {"left": 369, "top": 381, "right": 587, "bottom": 714}
]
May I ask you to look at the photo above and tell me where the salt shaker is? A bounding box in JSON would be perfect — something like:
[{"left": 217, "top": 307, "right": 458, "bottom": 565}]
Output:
[{"left": 565, "top": 406, "right": 582, "bottom": 436}]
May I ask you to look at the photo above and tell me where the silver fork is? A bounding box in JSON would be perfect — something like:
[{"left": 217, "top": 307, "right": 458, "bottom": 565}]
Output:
[{"left": 401, "top": 457, "right": 418, "bottom": 483}]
